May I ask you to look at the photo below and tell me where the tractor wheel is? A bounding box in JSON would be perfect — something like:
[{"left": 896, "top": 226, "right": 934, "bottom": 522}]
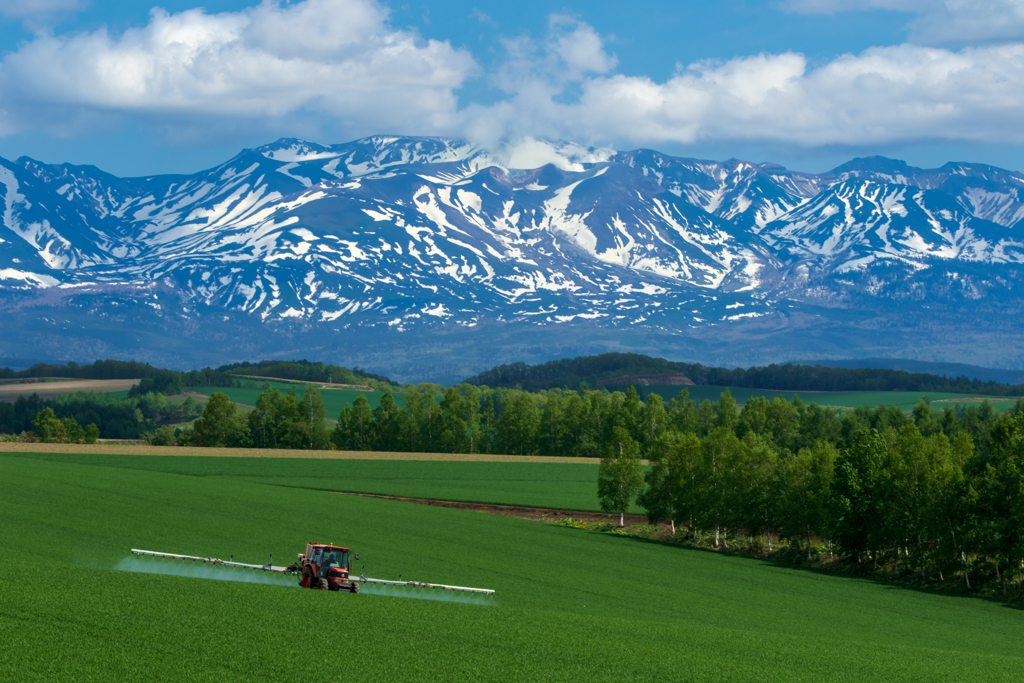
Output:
[
  {"left": 350, "top": 582, "right": 360, "bottom": 594},
  {"left": 301, "top": 567, "right": 313, "bottom": 589},
  {"left": 318, "top": 578, "right": 329, "bottom": 590}
]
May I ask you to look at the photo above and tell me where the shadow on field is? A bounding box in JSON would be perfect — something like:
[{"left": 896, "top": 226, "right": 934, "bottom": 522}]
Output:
[{"left": 568, "top": 527, "right": 1024, "bottom": 611}]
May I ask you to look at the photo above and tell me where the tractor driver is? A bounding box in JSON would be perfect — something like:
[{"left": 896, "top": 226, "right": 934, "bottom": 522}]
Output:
[{"left": 322, "top": 548, "right": 348, "bottom": 570}]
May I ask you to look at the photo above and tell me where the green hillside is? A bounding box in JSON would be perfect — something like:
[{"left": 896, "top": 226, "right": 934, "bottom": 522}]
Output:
[
  {"left": 466, "top": 352, "right": 1024, "bottom": 396},
  {"left": 1, "top": 452, "right": 1021, "bottom": 681}
]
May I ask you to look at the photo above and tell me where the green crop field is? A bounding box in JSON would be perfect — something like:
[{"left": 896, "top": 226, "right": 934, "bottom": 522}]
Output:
[
  {"left": 189, "top": 384, "right": 404, "bottom": 416},
  {"left": 622, "top": 384, "right": 1018, "bottom": 411},
  {"left": 3, "top": 452, "right": 608, "bottom": 512},
  {"left": 191, "top": 383, "right": 1019, "bottom": 420},
  {"left": 1, "top": 452, "right": 1022, "bottom": 681}
]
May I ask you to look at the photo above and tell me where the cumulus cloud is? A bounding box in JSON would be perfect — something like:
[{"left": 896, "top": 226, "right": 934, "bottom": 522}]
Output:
[
  {"left": 490, "top": 138, "right": 616, "bottom": 171},
  {"left": 2, "top": 1, "right": 1024, "bottom": 155},
  {"left": 0, "top": 0, "right": 476, "bottom": 138},
  {"left": 783, "top": 0, "right": 1024, "bottom": 44},
  {"left": 460, "top": 15, "right": 619, "bottom": 147},
  {"left": 458, "top": 15, "right": 1024, "bottom": 150},
  {"left": 489, "top": 15, "right": 616, "bottom": 94}
]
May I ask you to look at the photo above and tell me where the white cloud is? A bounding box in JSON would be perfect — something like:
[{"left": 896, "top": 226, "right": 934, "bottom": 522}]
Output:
[
  {"left": 470, "top": 8, "right": 496, "bottom": 27},
  {"left": 548, "top": 15, "right": 617, "bottom": 78},
  {"left": 491, "top": 138, "right": 615, "bottom": 171},
  {"left": 593, "top": 44, "right": 1024, "bottom": 145},
  {"left": 2, "top": 2, "right": 1024, "bottom": 156},
  {"left": 459, "top": 15, "right": 619, "bottom": 149},
  {"left": 491, "top": 15, "right": 617, "bottom": 95},
  {"left": 0, "top": 0, "right": 84, "bottom": 20},
  {"left": 782, "top": 0, "right": 1024, "bottom": 44},
  {"left": 0, "top": 0, "right": 476, "bottom": 138},
  {"left": 459, "top": 24, "right": 1024, "bottom": 150}
]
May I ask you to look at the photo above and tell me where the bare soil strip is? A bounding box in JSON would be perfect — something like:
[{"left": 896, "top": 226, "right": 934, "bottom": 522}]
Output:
[
  {"left": 0, "top": 442, "right": 601, "bottom": 463},
  {"left": 330, "top": 490, "right": 650, "bottom": 524},
  {"left": 0, "top": 379, "right": 140, "bottom": 402},
  {"left": 931, "top": 397, "right": 1016, "bottom": 403},
  {"left": 229, "top": 375, "right": 373, "bottom": 391}
]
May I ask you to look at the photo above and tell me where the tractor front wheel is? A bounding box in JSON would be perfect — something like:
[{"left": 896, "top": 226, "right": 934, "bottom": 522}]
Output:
[
  {"left": 318, "top": 578, "right": 329, "bottom": 590},
  {"left": 350, "top": 581, "right": 360, "bottom": 594}
]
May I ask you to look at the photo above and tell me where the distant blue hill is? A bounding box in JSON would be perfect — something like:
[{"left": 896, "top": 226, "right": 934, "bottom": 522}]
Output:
[
  {"left": 798, "top": 359, "right": 1024, "bottom": 386},
  {"left": 0, "top": 358, "right": 74, "bottom": 373}
]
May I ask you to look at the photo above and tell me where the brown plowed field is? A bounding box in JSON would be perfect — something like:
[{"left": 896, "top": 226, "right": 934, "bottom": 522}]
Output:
[
  {"left": 598, "top": 374, "right": 694, "bottom": 386},
  {"left": 230, "top": 374, "right": 373, "bottom": 391},
  {"left": 0, "top": 379, "right": 140, "bottom": 402},
  {"left": 0, "top": 442, "right": 601, "bottom": 463}
]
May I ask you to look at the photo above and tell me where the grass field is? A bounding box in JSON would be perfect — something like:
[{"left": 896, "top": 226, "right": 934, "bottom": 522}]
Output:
[
  {"left": 1, "top": 451, "right": 1021, "bottom": 681},
  {"left": 189, "top": 384, "right": 404, "bottom": 416},
  {"left": 195, "top": 382, "right": 1020, "bottom": 418},
  {"left": 1, "top": 451, "right": 608, "bottom": 511},
  {"left": 621, "top": 384, "right": 1020, "bottom": 412}
]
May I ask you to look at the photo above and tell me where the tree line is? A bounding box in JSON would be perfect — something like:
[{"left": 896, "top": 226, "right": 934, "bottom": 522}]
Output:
[
  {"left": 595, "top": 392, "right": 1024, "bottom": 592},
  {"left": 465, "top": 352, "right": 1024, "bottom": 396},
  {"left": 0, "top": 359, "right": 240, "bottom": 387},
  {"left": 1, "top": 392, "right": 202, "bottom": 441},
  {"left": 173, "top": 381, "right": 1021, "bottom": 464}
]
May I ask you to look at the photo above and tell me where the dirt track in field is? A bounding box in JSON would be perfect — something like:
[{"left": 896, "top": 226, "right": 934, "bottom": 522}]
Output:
[
  {"left": 0, "top": 442, "right": 601, "bottom": 463},
  {"left": 230, "top": 375, "right": 373, "bottom": 391},
  {"left": 0, "top": 379, "right": 140, "bottom": 402},
  {"left": 931, "top": 397, "right": 1016, "bottom": 403},
  {"left": 331, "top": 490, "right": 653, "bottom": 525}
]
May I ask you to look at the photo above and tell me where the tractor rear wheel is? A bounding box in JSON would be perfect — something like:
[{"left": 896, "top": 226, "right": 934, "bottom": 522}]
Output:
[{"left": 301, "top": 567, "right": 313, "bottom": 589}]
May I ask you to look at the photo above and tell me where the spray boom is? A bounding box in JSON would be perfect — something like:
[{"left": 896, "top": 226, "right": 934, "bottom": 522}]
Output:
[
  {"left": 128, "top": 548, "right": 495, "bottom": 596},
  {"left": 131, "top": 549, "right": 285, "bottom": 572}
]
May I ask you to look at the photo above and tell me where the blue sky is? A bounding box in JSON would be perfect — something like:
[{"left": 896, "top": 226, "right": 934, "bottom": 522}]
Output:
[{"left": 0, "top": 0, "right": 1022, "bottom": 176}]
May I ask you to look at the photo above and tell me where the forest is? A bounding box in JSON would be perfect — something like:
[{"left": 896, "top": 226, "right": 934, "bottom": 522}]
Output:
[
  {"left": 0, "top": 359, "right": 239, "bottom": 388},
  {"left": 0, "top": 392, "right": 202, "bottom": 440},
  {"left": 466, "top": 352, "right": 1024, "bottom": 395}
]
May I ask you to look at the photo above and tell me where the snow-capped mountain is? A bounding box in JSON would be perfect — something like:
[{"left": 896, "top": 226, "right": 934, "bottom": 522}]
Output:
[
  {"left": 1, "top": 136, "right": 1023, "bottom": 375},
  {"left": 764, "top": 179, "right": 1024, "bottom": 272}
]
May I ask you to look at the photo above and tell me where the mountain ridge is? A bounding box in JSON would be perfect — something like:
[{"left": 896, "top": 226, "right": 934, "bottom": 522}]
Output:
[{"left": 2, "top": 135, "right": 1023, "bottom": 380}]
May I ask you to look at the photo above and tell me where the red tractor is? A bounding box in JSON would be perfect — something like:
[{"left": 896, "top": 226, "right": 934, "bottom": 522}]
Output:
[
  {"left": 129, "top": 547, "right": 495, "bottom": 597},
  {"left": 289, "top": 543, "right": 360, "bottom": 592}
]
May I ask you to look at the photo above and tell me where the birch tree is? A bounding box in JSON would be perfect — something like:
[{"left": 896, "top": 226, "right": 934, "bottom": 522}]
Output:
[{"left": 598, "top": 427, "right": 645, "bottom": 526}]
